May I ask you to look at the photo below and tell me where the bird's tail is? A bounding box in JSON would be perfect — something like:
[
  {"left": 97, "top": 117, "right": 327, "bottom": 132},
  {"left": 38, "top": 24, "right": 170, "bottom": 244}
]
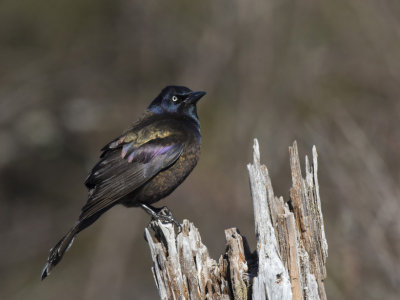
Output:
[{"left": 41, "top": 224, "right": 78, "bottom": 280}]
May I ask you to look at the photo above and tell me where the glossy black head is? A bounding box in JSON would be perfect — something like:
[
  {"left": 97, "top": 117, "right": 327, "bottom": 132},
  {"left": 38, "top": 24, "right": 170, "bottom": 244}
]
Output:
[{"left": 148, "top": 86, "right": 206, "bottom": 120}]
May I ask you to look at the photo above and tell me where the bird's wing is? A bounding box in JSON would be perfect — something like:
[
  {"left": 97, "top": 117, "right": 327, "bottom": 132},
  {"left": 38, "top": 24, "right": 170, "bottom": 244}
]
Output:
[{"left": 80, "top": 137, "right": 183, "bottom": 221}]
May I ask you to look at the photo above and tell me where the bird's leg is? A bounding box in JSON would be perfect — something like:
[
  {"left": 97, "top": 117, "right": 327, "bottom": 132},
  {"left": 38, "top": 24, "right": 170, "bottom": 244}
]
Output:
[{"left": 140, "top": 203, "right": 181, "bottom": 232}]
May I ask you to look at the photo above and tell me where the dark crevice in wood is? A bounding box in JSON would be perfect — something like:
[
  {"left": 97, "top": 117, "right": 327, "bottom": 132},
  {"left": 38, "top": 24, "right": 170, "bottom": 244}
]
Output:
[{"left": 145, "top": 140, "right": 328, "bottom": 300}]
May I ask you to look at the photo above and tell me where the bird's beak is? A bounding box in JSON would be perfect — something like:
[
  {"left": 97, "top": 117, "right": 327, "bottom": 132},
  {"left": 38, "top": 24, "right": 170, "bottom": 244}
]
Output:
[{"left": 185, "top": 91, "right": 206, "bottom": 104}]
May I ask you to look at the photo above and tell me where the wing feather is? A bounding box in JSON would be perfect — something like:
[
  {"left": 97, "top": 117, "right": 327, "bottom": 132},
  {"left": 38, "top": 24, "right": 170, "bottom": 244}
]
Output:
[{"left": 80, "top": 138, "right": 183, "bottom": 220}]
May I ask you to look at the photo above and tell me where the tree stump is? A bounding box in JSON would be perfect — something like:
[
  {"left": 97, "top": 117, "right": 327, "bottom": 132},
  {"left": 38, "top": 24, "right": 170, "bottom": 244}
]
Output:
[{"left": 145, "top": 139, "right": 328, "bottom": 299}]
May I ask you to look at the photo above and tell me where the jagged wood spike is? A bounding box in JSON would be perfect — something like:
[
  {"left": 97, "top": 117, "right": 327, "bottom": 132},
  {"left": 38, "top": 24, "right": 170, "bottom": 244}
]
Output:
[{"left": 145, "top": 139, "right": 328, "bottom": 300}]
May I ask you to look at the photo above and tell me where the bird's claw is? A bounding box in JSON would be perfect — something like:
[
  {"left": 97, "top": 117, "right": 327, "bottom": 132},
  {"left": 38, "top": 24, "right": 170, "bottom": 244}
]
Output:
[
  {"left": 153, "top": 206, "right": 182, "bottom": 232},
  {"left": 141, "top": 204, "right": 182, "bottom": 233}
]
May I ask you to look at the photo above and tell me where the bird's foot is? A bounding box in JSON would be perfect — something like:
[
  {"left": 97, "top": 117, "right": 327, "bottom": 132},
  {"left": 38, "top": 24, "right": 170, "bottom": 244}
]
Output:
[{"left": 141, "top": 204, "right": 182, "bottom": 233}]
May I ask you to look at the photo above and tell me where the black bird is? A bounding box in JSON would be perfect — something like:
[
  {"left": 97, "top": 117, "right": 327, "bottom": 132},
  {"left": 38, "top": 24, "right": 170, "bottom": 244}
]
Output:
[{"left": 41, "top": 86, "right": 205, "bottom": 279}]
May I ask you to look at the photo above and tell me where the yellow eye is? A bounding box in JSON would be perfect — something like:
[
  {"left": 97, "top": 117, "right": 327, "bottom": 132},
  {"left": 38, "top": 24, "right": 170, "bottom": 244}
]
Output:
[{"left": 172, "top": 96, "right": 178, "bottom": 102}]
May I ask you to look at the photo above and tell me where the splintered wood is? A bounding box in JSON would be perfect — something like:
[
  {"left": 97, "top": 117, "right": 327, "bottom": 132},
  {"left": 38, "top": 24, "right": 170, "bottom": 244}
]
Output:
[
  {"left": 146, "top": 140, "right": 328, "bottom": 299},
  {"left": 145, "top": 221, "right": 250, "bottom": 300}
]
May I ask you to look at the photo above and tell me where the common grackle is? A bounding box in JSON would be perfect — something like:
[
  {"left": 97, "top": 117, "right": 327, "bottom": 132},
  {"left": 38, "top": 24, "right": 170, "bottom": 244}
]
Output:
[{"left": 41, "top": 86, "right": 205, "bottom": 279}]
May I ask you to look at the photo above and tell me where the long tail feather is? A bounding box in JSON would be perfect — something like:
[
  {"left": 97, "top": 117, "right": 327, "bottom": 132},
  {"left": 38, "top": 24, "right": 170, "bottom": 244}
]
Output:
[{"left": 41, "top": 225, "right": 78, "bottom": 280}]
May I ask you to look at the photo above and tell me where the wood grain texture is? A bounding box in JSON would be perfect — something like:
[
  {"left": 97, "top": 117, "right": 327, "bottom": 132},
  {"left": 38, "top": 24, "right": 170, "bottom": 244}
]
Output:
[
  {"left": 145, "top": 220, "right": 251, "bottom": 299},
  {"left": 146, "top": 139, "right": 328, "bottom": 300},
  {"left": 247, "top": 139, "right": 293, "bottom": 300}
]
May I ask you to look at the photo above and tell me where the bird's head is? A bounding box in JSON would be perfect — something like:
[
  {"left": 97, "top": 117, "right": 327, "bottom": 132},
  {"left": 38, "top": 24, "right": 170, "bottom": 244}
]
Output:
[{"left": 148, "top": 86, "right": 206, "bottom": 120}]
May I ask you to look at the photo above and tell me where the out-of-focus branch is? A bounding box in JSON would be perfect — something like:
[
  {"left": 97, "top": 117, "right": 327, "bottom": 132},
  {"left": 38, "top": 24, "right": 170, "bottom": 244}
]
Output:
[{"left": 145, "top": 139, "right": 328, "bottom": 299}]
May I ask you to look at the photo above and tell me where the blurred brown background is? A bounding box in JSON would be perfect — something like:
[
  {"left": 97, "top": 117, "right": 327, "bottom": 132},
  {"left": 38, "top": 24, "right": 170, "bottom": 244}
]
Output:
[{"left": 1, "top": 0, "right": 400, "bottom": 299}]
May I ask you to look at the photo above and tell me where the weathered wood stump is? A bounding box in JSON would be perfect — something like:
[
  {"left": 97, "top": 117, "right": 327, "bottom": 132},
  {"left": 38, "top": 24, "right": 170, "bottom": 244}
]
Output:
[{"left": 145, "top": 139, "right": 328, "bottom": 299}]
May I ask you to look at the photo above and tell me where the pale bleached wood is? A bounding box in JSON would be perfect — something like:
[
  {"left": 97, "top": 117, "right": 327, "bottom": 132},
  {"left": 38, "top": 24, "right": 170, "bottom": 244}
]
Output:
[
  {"left": 247, "top": 139, "right": 293, "bottom": 300},
  {"left": 145, "top": 139, "right": 328, "bottom": 300},
  {"left": 289, "top": 142, "right": 328, "bottom": 300},
  {"left": 145, "top": 220, "right": 250, "bottom": 299}
]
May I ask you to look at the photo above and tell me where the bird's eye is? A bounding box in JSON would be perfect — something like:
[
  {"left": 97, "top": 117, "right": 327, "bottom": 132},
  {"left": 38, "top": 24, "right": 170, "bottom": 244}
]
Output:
[{"left": 172, "top": 96, "right": 178, "bottom": 102}]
